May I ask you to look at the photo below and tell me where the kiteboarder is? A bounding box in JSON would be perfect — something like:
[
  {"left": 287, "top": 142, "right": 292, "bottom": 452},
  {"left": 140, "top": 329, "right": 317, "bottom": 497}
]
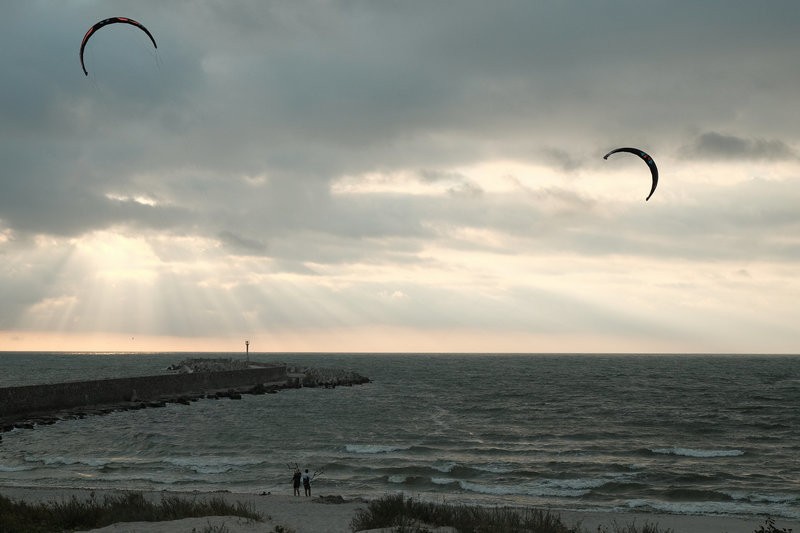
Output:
[
  {"left": 302, "top": 469, "right": 312, "bottom": 497},
  {"left": 292, "top": 467, "right": 302, "bottom": 496}
]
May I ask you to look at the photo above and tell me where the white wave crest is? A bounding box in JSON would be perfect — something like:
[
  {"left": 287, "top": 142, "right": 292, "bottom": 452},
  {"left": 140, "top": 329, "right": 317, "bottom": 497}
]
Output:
[
  {"left": 459, "top": 480, "right": 516, "bottom": 496},
  {"left": 345, "top": 444, "right": 411, "bottom": 454},
  {"left": 473, "top": 462, "right": 513, "bottom": 474},
  {"left": 432, "top": 462, "right": 456, "bottom": 473},
  {"left": 27, "top": 455, "right": 110, "bottom": 467},
  {"left": 726, "top": 491, "right": 799, "bottom": 504},
  {"left": 651, "top": 447, "right": 745, "bottom": 458},
  {"left": 625, "top": 498, "right": 800, "bottom": 519},
  {"left": 543, "top": 477, "right": 608, "bottom": 490},
  {"left": 458, "top": 479, "right": 591, "bottom": 498},
  {"left": 0, "top": 464, "right": 33, "bottom": 472}
]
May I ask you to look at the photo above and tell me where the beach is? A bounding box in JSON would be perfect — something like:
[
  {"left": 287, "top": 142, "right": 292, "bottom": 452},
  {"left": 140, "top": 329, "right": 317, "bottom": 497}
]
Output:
[{"left": 2, "top": 486, "right": 797, "bottom": 533}]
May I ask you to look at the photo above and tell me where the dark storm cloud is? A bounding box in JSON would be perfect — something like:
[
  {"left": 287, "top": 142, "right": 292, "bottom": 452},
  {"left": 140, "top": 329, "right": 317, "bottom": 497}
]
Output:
[
  {"left": 2, "top": 1, "right": 800, "bottom": 255},
  {"left": 683, "top": 132, "right": 798, "bottom": 161},
  {"left": 113, "top": 0, "right": 800, "bottom": 171}
]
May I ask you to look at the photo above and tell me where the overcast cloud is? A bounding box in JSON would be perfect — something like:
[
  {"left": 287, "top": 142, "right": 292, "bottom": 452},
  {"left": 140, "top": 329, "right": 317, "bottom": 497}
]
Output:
[{"left": 1, "top": 1, "right": 799, "bottom": 353}]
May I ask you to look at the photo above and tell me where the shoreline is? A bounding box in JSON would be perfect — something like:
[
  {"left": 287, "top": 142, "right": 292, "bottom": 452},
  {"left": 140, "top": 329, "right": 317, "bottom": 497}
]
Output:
[{"left": 1, "top": 486, "right": 796, "bottom": 533}]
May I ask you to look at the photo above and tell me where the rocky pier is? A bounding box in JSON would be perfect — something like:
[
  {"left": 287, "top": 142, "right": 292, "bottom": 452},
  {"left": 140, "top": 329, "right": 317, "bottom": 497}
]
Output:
[{"left": 0, "top": 358, "right": 369, "bottom": 435}]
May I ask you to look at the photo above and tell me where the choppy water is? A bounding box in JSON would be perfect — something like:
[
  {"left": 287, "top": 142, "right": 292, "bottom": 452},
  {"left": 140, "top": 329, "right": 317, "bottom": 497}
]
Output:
[{"left": 0, "top": 352, "right": 798, "bottom": 521}]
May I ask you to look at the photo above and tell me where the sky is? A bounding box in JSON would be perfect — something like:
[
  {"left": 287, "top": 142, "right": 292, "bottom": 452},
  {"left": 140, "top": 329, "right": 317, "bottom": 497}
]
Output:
[{"left": 1, "top": 1, "right": 799, "bottom": 354}]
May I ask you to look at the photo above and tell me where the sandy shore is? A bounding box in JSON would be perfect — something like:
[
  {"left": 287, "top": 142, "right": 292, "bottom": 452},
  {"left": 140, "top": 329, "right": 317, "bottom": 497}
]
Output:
[{"left": 1, "top": 486, "right": 796, "bottom": 533}]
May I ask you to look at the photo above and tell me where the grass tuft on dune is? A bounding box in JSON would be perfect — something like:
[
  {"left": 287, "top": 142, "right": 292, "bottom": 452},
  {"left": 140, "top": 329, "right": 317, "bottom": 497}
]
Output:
[{"left": 0, "top": 491, "right": 263, "bottom": 533}]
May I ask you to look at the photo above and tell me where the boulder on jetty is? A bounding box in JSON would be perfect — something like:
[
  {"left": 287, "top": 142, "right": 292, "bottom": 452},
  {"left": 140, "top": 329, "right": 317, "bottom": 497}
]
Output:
[
  {"left": 166, "top": 358, "right": 259, "bottom": 373},
  {"left": 166, "top": 358, "right": 371, "bottom": 388},
  {"left": 299, "top": 366, "right": 371, "bottom": 387}
]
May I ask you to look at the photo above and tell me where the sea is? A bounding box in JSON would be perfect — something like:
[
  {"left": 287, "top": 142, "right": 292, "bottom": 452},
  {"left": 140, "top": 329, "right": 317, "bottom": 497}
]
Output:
[{"left": 0, "top": 352, "right": 798, "bottom": 522}]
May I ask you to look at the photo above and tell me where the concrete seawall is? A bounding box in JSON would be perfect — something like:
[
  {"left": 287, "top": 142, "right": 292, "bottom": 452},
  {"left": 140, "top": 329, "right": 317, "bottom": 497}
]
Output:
[{"left": 0, "top": 365, "right": 287, "bottom": 422}]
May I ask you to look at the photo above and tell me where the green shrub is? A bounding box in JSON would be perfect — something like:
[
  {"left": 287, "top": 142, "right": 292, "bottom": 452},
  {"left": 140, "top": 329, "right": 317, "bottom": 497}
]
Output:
[
  {"left": 0, "top": 491, "right": 262, "bottom": 533},
  {"left": 201, "top": 522, "right": 230, "bottom": 533},
  {"left": 754, "top": 516, "right": 793, "bottom": 533},
  {"left": 348, "top": 493, "right": 688, "bottom": 533},
  {"left": 596, "top": 522, "right": 674, "bottom": 533},
  {"left": 350, "top": 495, "right": 797, "bottom": 533},
  {"left": 350, "top": 493, "right": 579, "bottom": 533}
]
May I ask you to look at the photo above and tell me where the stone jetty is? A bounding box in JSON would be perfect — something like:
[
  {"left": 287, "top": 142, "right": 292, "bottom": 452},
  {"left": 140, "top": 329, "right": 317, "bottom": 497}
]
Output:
[{"left": 0, "top": 358, "right": 369, "bottom": 434}]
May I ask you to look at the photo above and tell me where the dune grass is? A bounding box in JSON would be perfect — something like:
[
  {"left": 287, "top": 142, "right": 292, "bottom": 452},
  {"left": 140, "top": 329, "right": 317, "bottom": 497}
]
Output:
[
  {"left": 350, "top": 494, "right": 796, "bottom": 533},
  {"left": 754, "top": 516, "right": 794, "bottom": 533},
  {"left": 0, "top": 491, "right": 263, "bottom": 533},
  {"left": 349, "top": 493, "right": 672, "bottom": 533}
]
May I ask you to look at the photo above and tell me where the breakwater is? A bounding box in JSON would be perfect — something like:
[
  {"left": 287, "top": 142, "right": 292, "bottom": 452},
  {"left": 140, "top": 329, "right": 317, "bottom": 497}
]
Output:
[
  {"left": 0, "top": 365, "right": 286, "bottom": 423},
  {"left": 0, "top": 360, "right": 370, "bottom": 433}
]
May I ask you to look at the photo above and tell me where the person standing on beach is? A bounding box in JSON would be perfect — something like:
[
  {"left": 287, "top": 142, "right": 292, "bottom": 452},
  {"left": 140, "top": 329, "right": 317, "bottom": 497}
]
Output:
[
  {"left": 302, "top": 468, "right": 312, "bottom": 497},
  {"left": 292, "top": 468, "right": 302, "bottom": 496}
]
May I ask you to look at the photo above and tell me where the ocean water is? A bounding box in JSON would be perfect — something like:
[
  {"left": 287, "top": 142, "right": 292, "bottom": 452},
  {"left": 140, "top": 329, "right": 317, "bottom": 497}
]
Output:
[{"left": 0, "top": 352, "right": 798, "bottom": 521}]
